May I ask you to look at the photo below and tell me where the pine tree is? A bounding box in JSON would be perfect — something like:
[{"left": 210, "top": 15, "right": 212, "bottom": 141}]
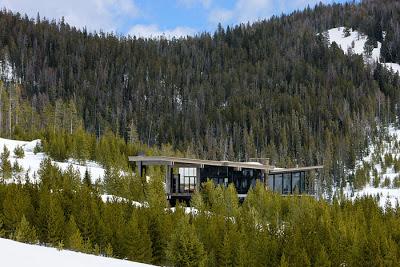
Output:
[
  {"left": 123, "top": 213, "right": 152, "bottom": 263},
  {"left": 65, "top": 215, "right": 80, "bottom": 249},
  {"left": 15, "top": 215, "right": 38, "bottom": 244},
  {"left": 146, "top": 175, "right": 170, "bottom": 265},
  {"left": 69, "top": 228, "right": 85, "bottom": 252},
  {"left": 166, "top": 215, "right": 206, "bottom": 267},
  {"left": 13, "top": 145, "right": 24, "bottom": 159},
  {"left": 0, "top": 145, "right": 12, "bottom": 180},
  {"left": 315, "top": 247, "right": 331, "bottom": 267},
  {"left": 83, "top": 169, "right": 92, "bottom": 188},
  {"left": 0, "top": 214, "right": 6, "bottom": 238},
  {"left": 280, "top": 254, "right": 289, "bottom": 267},
  {"left": 47, "top": 196, "right": 65, "bottom": 245},
  {"left": 105, "top": 242, "right": 113, "bottom": 257}
]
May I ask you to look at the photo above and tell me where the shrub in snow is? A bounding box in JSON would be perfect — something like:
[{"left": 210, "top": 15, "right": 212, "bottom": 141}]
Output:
[
  {"left": 12, "top": 161, "right": 23, "bottom": 174},
  {"left": 373, "top": 174, "right": 380, "bottom": 188},
  {"left": 33, "top": 142, "right": 42, "bottom": 154},
  {"left": 382, "top": 177, "right": 391, "bottom": 188},
  {"left": 393, "top": 176, "right": 400, "bottom": 188},
  {"left": 343, "top": 27, "right": 351, "bottom": 37},
  {"left": 14, "top": 145, "right": 24, "bottom": 159}
]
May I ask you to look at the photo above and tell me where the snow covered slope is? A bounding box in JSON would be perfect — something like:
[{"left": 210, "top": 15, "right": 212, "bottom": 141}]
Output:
[
  {"left": 0, "top": 59, "right": 15, "bottom": 81},
  {"left": 346, "top": 125, "right": 400, "bottom": 207},
  {"left": 0, "top": 238, "right": 154, "bottom": 267},
  {"left": 326, "top": 27, "right": 400, "bottom": 74},
  {"left": 0, "top": 138, "right": 105, "bottom": 183}
]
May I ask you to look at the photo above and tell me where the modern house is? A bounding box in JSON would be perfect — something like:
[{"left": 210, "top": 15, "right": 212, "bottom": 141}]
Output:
[{"left": 129, "top": 156, "right": 323, "bottom": 203}]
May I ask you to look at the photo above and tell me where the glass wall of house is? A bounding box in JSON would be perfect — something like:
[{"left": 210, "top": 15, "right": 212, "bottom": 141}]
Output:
[
  {"left": 199, "top": 166, "right": 263, "bottom": 194},
  {"left": 292, "top": 172, "right": 301, "bottom": 194},
  {"left": 273, "top": 174, "right": 283, "bottom": 193},
  {"left": 178, "top": 168, "right": 197, "bottom": 193},
  {"left": 268, "top": 174, "right": 274, "bottom": 191},
  {"left": 232, "top": 168, "right": 262, "bottom": 194},
  {"left": 200, "top": 166, "right": 229, "bottom": 186},
  {"left": 267, "top": 171, "right": 308, "bottom": 194},
  {"left": 283, "top": 173, "right": 291, "bottom": 194}
]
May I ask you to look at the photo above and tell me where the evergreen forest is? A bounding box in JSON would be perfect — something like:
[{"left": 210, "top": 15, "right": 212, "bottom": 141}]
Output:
[
  {"left": 1, "top": 0, "right": 400, "bottom": 193},
  {"left": 0, "top": 0, "right": 400, "bottom": 266}
]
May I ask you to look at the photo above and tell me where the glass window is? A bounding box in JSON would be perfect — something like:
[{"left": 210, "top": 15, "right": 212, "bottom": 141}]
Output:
[
  {"left": 274, "top": 174, "right": 282, "bottom": 193},
  {"left": 283, "top": 173, "right": 291, "bottom": 194},
  {"left": 292, "top": 172, "right": 300, "bottom": 194},
  {"left": 268, "top": 175, "right": 274, "bottom": 191},
  {"left": 242, "top": 179, "right": 247, "bottom": 190},
  {"left": 300, "top": 172, "right": 305, "bottom": 193},
  {"left": 250, "top": 178, "right": 256, "bottom": 188},
  {"left": 178, "top": 168, "right": 197, "bottom": 193}
]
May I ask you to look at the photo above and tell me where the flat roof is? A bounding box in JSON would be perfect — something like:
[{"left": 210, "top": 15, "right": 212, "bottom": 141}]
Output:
[{"left": 128, "top": 156, "right": 323, "bottom": 172}]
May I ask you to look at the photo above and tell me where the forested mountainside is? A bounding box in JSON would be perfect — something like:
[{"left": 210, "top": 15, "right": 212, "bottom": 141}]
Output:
[{"left": 1, "top": 0, "right": 400, "bottom": 194}]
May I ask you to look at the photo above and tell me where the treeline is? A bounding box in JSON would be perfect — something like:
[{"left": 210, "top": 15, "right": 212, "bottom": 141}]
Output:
[
  {"left": 0, "top": 80, "right": 186, "bottom": 171},
  {"left": 0, "top": 159, "right": 399, "bottom": 266}
]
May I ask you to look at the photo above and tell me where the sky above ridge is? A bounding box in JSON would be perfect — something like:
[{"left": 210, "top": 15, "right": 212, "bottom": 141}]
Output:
[{"left": 0, "top": 0, "right": 355, "bottom": 38}]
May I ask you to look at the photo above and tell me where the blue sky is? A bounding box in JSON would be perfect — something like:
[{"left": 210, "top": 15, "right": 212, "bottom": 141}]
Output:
[{"left": 0, "top": 0, "right": 353, "bottom": 38}]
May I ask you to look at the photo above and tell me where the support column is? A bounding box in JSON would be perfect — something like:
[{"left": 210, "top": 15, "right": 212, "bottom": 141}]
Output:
[
  {"left": 196, "top": 167, "right": 200, "bottom": 191},
  {"left": 176, "top": 169, "right": 180, "bottom": 193},
  {"left": 165, "top": 165, "right": 171, "bottom": 194},
  {"left": 138, "top": 161, "right": 143, "bottom": 177}
]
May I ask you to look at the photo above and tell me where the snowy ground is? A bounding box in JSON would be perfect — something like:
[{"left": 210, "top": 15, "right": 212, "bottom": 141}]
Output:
[
  {"left": 0, "top": 238, "right": 155, "bottom": 267},
  {"left": 0, "top": 59, "right": 15, "bottom": 81},
  {"left": 345, "top": 125, "right": 400, "bottom": 208},
  {"left": 325, "top": 27, "right": 400, "bottom": 74},
  {"left": 0, "top": 138, "right": 105, "bottom": 183}
]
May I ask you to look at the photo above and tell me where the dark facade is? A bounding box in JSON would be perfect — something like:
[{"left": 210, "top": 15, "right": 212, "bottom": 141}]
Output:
[{"left": 129, "top": 156, "right": 322, "bottom": 204}]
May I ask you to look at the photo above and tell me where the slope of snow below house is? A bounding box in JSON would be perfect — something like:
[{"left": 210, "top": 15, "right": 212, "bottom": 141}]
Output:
[
  {"left": 326, "top": 27, "right": 400, "bottom": 74},
  {"left": 0, "top": 138, "right": 105, "bottom": 183},
  {"left": 346, "top": 125, "right": 400, "bottom": 208},
  {"left": 0, "top": 238, "right": 154, "bottom": 267}
]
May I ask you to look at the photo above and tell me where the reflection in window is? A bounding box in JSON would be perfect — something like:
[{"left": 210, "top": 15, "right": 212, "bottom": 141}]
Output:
[
  {"left": 283, "top": 173, "right": 291, "bottom": 194},
  {"left": 300, "top": 172, "right": 305, "bottom": 193},
  {"left": 212, "top": 177, "right": 229, "bottom": 187},
  {"left": 274, "top": 174, "right": 282, "bottom": 193},
  {"left": 292, "top": 172, "right": 300, "bottom": 194},
  {"left": 178, "top": 168, "right": 197, "bottom": 193},
  {"left": 268, "top": 175, "right": 274, "bottom": 190}
]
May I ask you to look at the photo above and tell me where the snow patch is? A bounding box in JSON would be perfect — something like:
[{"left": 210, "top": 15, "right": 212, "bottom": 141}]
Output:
[
  {"left": 0, "top": 137, "right": 105, "bottom": 183},
  {"left": 346, "top": 125, "right": 400, "bottom": 208},
  {"left": 101, "top": 194, "right": 147, "bottom": 208},
  {"left": 325, "top": 27, "right": 400, "bottom": 74},
  {"left": 0, "top": 59, "right": 15, "bottom": 81}
]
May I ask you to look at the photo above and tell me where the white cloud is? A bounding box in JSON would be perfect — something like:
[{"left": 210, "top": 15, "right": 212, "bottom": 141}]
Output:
[
  {"left": 178, "top": 0, "right": 212, "bottom": 9},
  {"left": 234, "top": 0, "right": 272, "bottom": 23},
  {"left": 208, "top": 8, "right": 234, "bottom": 25},
  {"left": 0, "top": 0, "right": 139, "bottom": 33},
  {"left": 208, "top": 0, "right": 272, "bottom": 26},
  {"left": 128, "top": 24, "right": 196, "bottom": 39},
  {"left": 208, "top": 0, "right": 335, "bottom": 26}
]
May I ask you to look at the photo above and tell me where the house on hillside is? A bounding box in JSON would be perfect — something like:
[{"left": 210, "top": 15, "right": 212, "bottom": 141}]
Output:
[{"left": 129, "top": 156, "right": 323, "bottom": 204}]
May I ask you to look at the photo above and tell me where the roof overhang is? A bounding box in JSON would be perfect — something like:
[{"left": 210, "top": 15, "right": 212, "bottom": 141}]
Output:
[
  {"left": 129, "top": 156, "right": 323, "bottom": 173},
  {"left": 269, "top": 165, "right": 324, "bottom": 174}
]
